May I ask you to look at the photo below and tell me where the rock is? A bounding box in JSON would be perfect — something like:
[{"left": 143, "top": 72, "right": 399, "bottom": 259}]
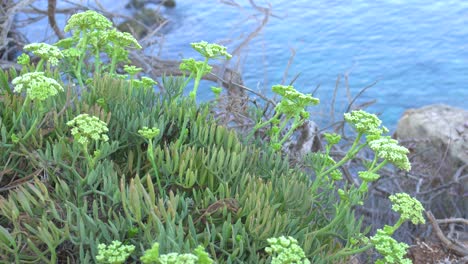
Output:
[
  {"left": 395, "top": 104, "right": 468, "bottom": 217},
  {"left": 118, "top": 7, "right": 167, "bottom": 39},
  {"left": 162, "top": 0, "right": 176, "bottom": 7},
  {"left": 396, "top": 104, "right": 468, "bottom": 171},
  {"left": 284, "top": 120, "right": 321, "bottom": 161}
]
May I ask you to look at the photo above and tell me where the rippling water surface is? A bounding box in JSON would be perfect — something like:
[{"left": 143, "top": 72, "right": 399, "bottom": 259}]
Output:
[{"left": 22, "top": 0, "right": 468, "bottom": 127}]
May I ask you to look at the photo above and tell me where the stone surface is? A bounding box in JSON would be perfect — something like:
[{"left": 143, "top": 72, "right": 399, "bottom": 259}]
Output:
[
  {"left": 284, "top": 120, "right": 321, "bottom": 161},
  {"left": 395, "top": 104, "right": 468, "bottom": 170},
  {"left": 395, "top": 104, "right": 468, "bottom": 218}
]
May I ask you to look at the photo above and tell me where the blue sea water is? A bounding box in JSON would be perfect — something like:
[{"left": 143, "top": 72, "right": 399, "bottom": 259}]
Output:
[
  {"left": 159, "top": 0, "right": 468, "bottom": 128},
  {"left": 19, "top": 0, "right": 468, "bottom": 128}
]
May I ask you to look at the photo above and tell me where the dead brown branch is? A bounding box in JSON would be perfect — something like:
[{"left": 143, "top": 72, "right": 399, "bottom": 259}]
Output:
[
  {"left": 47, "top": 0, "right": 64, "bottom": 39},
  {"left": 0, "top": 0, "right": 36, "bottom": 55},
  {"left": 426, "top": 211, "right": 468, "bottom": 257}
]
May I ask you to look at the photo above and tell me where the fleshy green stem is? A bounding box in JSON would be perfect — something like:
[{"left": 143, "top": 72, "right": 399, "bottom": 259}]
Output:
[
  {"left": 81, "top": 143, "right": 94, "bottom": 169},
  {"left": 319, "top": 133, "right": 365, "bottom": 177},
  {"left": 329, "top": 243, "right": 374, "bottom": 260},
  {"left": 94, "top": 49, "right": 101, "bottom": 76},
  {"left": 370, "top": 159, "right": 388, "bottom": 173},
  {"left": 278, "top": 117, "right": 304, "bottom": 146},
  {"left": 147, "top": 141, "right": 165, "bottom": 196},
  {"left": 190, "top": 57, "right": 209, "bottom": 100},
  {"left": 35, "top": 59, "right": 45, "bottom": 72},
  {"left": 247, "top": 111, "right": 281, "bottom": 142},
  {"left": 109, "top": 48, "right": 119, "bottom": 75},
  {"left": 8, "top": 96, "right": 30, "bottom": 136},
  {"left": 75, "top": 33, "right": 89, "bottom": 88}
]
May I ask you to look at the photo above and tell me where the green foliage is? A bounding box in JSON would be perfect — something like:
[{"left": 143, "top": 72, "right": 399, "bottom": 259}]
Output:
[
  {"left": 96, "top": 240, "right": 135, "bottom": 264},
  {"left": 140, "top": 242, "right": 214, "bottom": 264},
  {"left": 12, "top": 72, "right": 64, "bottom": 101},
  {"left": 179, "top": 41, "right": 231, "bottom": 101},
  {"left": 389, "top": 193, "right": 425, "bottom": 225},
  {"left": 265, "top": 236, "right": 310, "bottom": 264},
  {"left": 0, "top": 9, "right": 426, "bottom": 264},
  {"left": 249, "top": 84, "right": 319, "bottom": 150}
]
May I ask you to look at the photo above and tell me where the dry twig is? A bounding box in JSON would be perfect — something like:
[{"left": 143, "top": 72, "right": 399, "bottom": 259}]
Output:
[{"left": 426, "top": 211, "right": 468, "bottom": 257}]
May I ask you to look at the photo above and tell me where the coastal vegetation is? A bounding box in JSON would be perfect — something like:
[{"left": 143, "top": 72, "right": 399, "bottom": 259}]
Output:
[{"left": 0, "top": 10, "right": 429, "bottom": 263}]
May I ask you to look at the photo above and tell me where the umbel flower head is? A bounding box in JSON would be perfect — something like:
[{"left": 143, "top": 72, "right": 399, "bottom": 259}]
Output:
[
  {"left": 124, "top": 65, "right": 142, "bottom": 75},
  {"left": 368, "top": 136, "right": 411, "bottom": 171},
  {"left": 358, "top": 171, "right": 380, "bottom": 182},
  {"left": 16, "top": 53, "right": 30, "bottom": 65},
  {"left": 179, "top": 58, "right": 213, "bottom": 75},
  {"left": 323, "top": 132, "right": 341, "bottom": 145},
  {"left": 140, "top": 243, "right": 213, "bottom": 264},
  {"left": 67, "top": 114, "right": 109, "bottom": 146},
  {"left": 389, "top": 193, "right": 425, "bottom": 225},
  {"left": 370, "top": 229, "right": 411, "bottom": 264},
  {"left": 12, "top": 72, "right": 64, "bottom": 101},
  {"left": 64, "top": 10, "right": 112, "bottom": 33},
  {"left": 24, "top": 43, "right": 63, "bottom": 66},
  {"left": 138, "top": 127, "right": 160, "bottom": 140},
  {"left": 158, "top": 253, "right": 199, "bottom": 264},
  {"left": 272, "top": 85, "right": 319, "bottom": 118},
  {"left": 96, "top": 240, "right": 135, "bottom": 264},
  {"left": 265, "top": 236, "right": 311, "bottom": 264},
  {"left": 344, "top": 110, "right": 388, "bottom": 135},
  {"left": 141, "top": 77, "right": 157, "bottom": 89},
  {"left": 191, "top": 41, "right": 232, "bottom": 60},
  {"left": 104, "top": 29, "right": 142, "bottom": 50}
]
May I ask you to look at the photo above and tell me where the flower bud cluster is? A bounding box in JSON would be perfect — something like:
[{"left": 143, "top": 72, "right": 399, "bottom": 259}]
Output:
[
  {"left": 12, "top": 72, "right": 64, "bottom": 101},
  {"left": 191, "top": 41, "right": 232, "bottom": 60},
  {"left": 265, "top": 236, "right": 311, "bottom": 264},
  {"left": 67, "top": 114, "right": 109, "bottom": 146},
  {"left": 96, "top": 241, "right": 135, "bottom": 264},
  {"left": 24, "top": 43, "right": 63, "bottom": 66}
]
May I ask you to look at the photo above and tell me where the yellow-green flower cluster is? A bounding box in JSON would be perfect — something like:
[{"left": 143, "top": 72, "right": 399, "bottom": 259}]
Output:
[
  {"left": 67, "top": 114, "right": 109, "bottom": 146},
  {"left": 370, "top": 229, "right": 411, "bottom": 264},
  {"left": 141, "top": 77, "right": 157, "bottom": 88},
  {"left": 344, "top": 110, "right": 387, "bottom": 135},
  {"left": 191, "top": 41, "right": 232, "bottom": 60},
  {"left": 265, "top": 236, "right": 311, "bottom": 264},
  {"left": 140, "top": 243, "right": 213, "bottom": 264},
  {"left": 12, "top": 72, "right": 64, "bottom": 101},
  {"left": 211, "top": 86, "right": 222, "bottom": 96},
  {"left": 389, "top": 193, "right": 425, "bottom": 225},
  {"left": 179, "top": 58, "right": 213, "bottom": 75},
  {"left": 358, "top": 171, "right": 380, "bottom": 182},
  {"left": 24, "top": 43, "right": 63, "bottom": 66},
  {"left": 368, "top": 136, "right": 411, "bottom": 171},
  {"left": 330, "top": 169, "right": 343, "bottom": 181},
  {"left": 124, "top": 65, "right": 142, "bottom": 75},
  {"left": 323, "top": 132, "right": 341, "bottom": 145},
  {"left": 64, "top": 10, "right": 112, "bottom": 32},
  {"left": 105, "top": 29, "right": 142, "bottom": 49},
  {"left": 96, "top": 240, "right": 135, "bottom": 264},
  {"left": 16, "top": 53, "right": 30, "bottom": 65},
  {"left": 272, "top": 85, "right": 319, "bottom": 118},
  {"left": 158, "top": 253, "right": 198, "bottom": 264},
  {"left": 138, "top": 127, "right": 160, "bottom": 140}
]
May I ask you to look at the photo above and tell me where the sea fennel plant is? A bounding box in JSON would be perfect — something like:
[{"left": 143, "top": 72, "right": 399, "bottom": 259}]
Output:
[
  {"left": 248, "top": 84, "right": 320, "bottom": 150},
  {"left": 298, "top": 109, "right": 422, "bottom": 263},
  {"left": 66, "top": 113, "right": 110, "bottom": 168},
  {"left": 179, "top": 41, "right": 232, "bottom": 101},
  {"left": 0, "top": 9, "right": 428, "bottom": 264},
  {"left": 56, "top": 10, "right": 142, "bottom": 87}
]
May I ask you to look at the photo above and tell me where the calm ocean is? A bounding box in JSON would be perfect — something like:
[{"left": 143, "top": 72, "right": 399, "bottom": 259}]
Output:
[{"left": 21, "top": 0, "right": 468, "bottom": 128}]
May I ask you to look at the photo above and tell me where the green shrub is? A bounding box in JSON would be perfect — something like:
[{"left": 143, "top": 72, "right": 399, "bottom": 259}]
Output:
[{"left": 0, "top": 10, "right": 424, "bottom": 264}]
